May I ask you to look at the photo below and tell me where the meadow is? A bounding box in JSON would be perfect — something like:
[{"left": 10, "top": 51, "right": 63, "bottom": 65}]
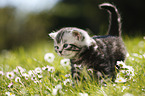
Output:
[{"left": 0, "top": 36, "right": 145, "bottom": 96}]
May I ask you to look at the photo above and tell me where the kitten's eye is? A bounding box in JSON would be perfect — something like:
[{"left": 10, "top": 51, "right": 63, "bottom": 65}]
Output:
[
  {"left": 55, "top": 46, "right": 59, "bottom": 49},
  {"left": 63, "top": 44, "right": 69, "bottom": 49}
]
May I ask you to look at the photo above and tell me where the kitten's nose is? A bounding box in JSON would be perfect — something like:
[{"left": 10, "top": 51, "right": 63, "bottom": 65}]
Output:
[{"left": 59, "top": 51, "right": 62, "bottom": 54}]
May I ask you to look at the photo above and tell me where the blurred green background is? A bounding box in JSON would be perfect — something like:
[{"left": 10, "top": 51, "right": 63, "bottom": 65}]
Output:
[{"left": 0, "top": 0, "right": 145, "bottom": 51}]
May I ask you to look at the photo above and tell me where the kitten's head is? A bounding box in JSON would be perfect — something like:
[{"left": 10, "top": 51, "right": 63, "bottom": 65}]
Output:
[{"left": 49, "top": 27, "right": 95, "bottom": 59}]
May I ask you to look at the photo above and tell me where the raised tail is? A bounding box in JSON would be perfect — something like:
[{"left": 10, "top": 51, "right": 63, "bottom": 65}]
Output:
[{"left": 99, "top": 3, "right": 122, "bottom": 36}]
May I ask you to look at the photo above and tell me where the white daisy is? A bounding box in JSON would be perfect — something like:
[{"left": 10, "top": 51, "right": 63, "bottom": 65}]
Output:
[
  {"left": 38, "top": 75, "right": 43, "bottom": 79},
  {"left": 116, "top": 61, "right": 127, "bottom": 68},
  {"left": 115, "top": 76, "right": 126, "bottom": 83},
  {"left": 5, "top": 92, "right": 15, "bottom": 96},
  {"left": 15, "top": 77, "right": 21, "bottom": 83},
  {"left": 44, "top": 53, "right": 55, "bottom": 63},
  {"left": 6, "top": 72, "right": 15, "bottom": 80},
  {"left": 60, "top": 59, "right": 70, "bottom": 66},
  {"left": 47, "top": 66, "right": 55, "bottom": 73},
  {"left": 34, "top": 67, "right": 42, "bottom": 74}
]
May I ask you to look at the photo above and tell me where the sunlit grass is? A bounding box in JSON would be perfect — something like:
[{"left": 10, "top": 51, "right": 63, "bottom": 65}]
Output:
[{"left": 0, "top": 37, "right": 145, "bottom": 96}]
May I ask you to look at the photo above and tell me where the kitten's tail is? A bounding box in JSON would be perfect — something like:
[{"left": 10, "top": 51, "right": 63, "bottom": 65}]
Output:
[{"left": 99, "top": 3, "right": 121, "bottom": 36}]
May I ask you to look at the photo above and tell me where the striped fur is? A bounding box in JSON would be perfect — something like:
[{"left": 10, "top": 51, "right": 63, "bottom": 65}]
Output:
[{"left": 49, "top": 3, "right": 127, "bottom": 82}]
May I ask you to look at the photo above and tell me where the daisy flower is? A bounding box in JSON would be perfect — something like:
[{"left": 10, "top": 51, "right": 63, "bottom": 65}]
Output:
[
  {"left": 6, "top": 72, "right": 15, "bottom": 80},
  {"left": 60, "top": 59, "right": 70, "bottom": 66},
  {"left": 42, "top": 65, "right": 55, "bottom": 73},
  {"left": 116, "top": 61, "right": 127, "bottom": 68},
  {"left": 44, "top": 53, "right": 55, "bottom": 63},
  {"left": 115, "top": 76, "right": 126, "bottom": 83},
  {"left": 15, "top": 77, "right": 21, "bottom": 83},
  {"left": 5, "top": 91, "right": 15, "bottom": 96},
  {"left": 34, "top": 67, "right": 42, "bottom": 75},
  {"left": 48, "top": 66, "right": 55, "bottom": 73}
]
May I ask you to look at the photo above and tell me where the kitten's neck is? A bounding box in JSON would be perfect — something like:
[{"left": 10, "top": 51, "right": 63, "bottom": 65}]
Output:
[{"left": 70, "top": 45, "right": 95, "bottom": 65}]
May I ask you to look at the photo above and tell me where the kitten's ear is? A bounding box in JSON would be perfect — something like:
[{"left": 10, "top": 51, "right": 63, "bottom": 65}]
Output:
[
  {"left": 72, "top": 30, "right": 83, "bottom": 41},
  {"left": 49, "top": 32, "right": 57, "bottom": 39}
]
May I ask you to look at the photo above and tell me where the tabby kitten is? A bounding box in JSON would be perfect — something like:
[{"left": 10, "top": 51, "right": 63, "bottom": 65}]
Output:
[{"left": 49, "top": 3, "right": 127, "bottom": 82}]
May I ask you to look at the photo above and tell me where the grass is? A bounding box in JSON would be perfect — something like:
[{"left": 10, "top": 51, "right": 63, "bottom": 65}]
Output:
[{"left": 0, "top": 37, "right": 145, "bottom": 96}]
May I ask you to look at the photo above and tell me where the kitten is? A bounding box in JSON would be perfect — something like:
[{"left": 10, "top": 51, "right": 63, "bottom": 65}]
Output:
[{"left": 49, "top": 3, "right": 127, "bottom": 82}]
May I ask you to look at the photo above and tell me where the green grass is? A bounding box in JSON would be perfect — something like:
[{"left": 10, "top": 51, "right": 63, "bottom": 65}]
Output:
[{"left": 0, "top": 37, "right": 145, "bottom": 96}]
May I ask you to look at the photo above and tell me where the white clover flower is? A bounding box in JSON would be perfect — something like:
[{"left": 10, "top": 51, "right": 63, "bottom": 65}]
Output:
[
  {"left": 6, "top": 72, "right": 15, "bottom": 80},
  {"left": 123, "top": 93, "right": 134, "bottom": 96},
  {"left": 115, "top": 76, "right": 126, "bottom": 83},
  {"left": 44, "top": 53, "right": 55, "bottom": 63},
  {"left": 0, "top": 71, "right": 4, "bottom": 76},
  {"left": 5, "top": 91, "right": 15, "bottom": 96},
  {"left": 34, "top": 67, "right": 42, "bottom": 74},
  {"left": 79, "top": 93, "right": 88, "bottom": 96},
  {"left": 60, "top": 59, "right": 70, "bottom": 66},
  {"left": 15, "top": 77, "right": 21, "bottom": 83}
]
